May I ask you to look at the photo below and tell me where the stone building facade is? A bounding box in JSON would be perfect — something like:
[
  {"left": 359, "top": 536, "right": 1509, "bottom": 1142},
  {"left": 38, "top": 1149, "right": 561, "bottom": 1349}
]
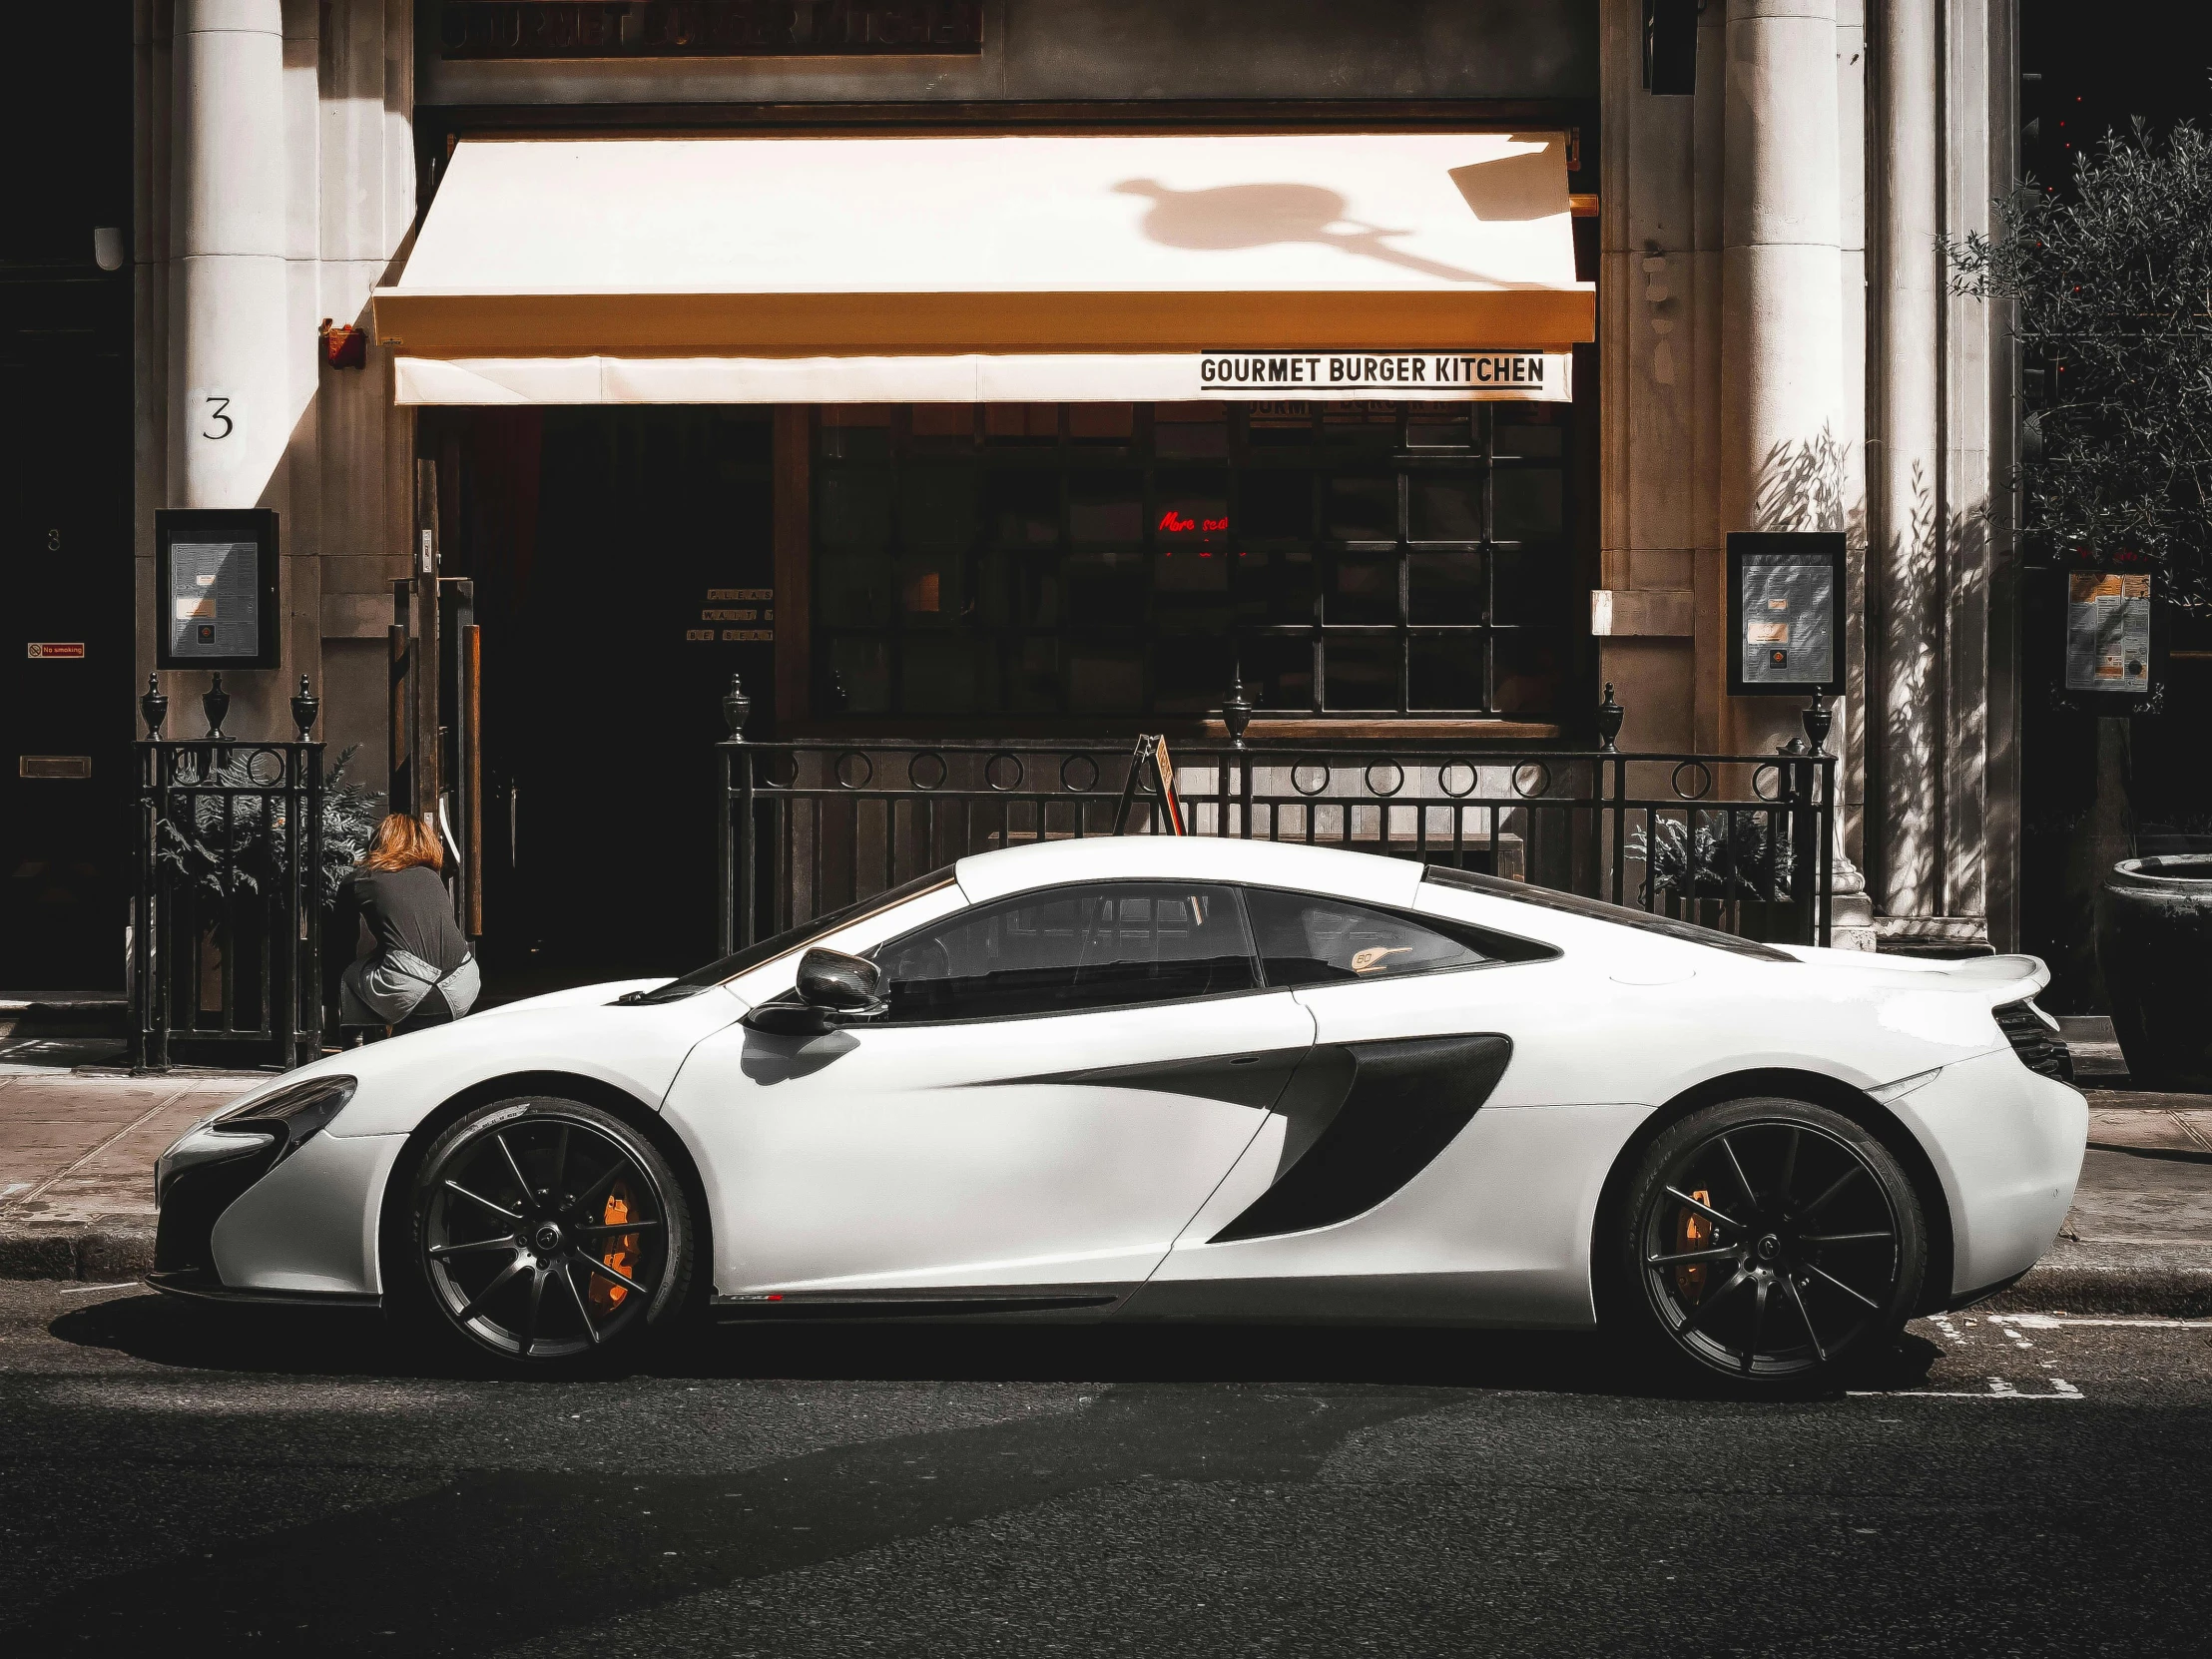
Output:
[{"left": 86, "top": 0, "right": 2023, "bottom": 988}]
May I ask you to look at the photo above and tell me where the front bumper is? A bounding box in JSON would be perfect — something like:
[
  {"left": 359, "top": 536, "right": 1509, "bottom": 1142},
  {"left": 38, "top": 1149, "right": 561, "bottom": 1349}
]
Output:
[
  {"left": 152, "top": 1123, "right": 407, "bottom": 1300},
  {"left": 143, "top": 1271, "right": 380, "bottom": 1310}
]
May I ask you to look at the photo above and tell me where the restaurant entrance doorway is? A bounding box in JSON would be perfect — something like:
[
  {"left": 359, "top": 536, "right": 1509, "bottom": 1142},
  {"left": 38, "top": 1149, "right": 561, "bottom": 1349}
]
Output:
[{"left": 452, "top": 406, "right": 776, "bottom": 998}]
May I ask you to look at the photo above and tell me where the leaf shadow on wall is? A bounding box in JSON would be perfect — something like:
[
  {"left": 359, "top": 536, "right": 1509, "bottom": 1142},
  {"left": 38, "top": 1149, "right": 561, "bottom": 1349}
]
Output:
[{"left": 1755, "top": 433, "right": 1991, "bottom": 931}]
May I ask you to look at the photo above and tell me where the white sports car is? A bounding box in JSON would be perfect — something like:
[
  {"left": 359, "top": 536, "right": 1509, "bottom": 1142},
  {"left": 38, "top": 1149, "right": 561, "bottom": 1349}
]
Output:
[{"left": 151, "top": 837, "right": 2086, "bottom": 1390}]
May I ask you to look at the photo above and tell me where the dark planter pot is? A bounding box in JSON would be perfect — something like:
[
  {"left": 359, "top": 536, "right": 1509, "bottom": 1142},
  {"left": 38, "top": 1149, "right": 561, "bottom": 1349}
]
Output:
[{"left": 2096, "top": 854, "right": 2212, "bottom": 1091}]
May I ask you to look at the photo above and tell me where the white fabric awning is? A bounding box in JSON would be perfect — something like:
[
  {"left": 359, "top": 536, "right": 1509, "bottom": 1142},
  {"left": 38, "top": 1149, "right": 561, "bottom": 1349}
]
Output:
[{"left": 374, "top": 131, "right": 1593, "bottom": 406}]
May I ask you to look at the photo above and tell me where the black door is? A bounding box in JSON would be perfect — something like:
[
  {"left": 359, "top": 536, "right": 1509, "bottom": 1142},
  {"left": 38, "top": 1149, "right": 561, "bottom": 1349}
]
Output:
[
  {"left": 461, "top": 407, "right": 777, "bottom": 996},
  {"left": 0, "top": 10, "right": 134, "bottom": 997}
]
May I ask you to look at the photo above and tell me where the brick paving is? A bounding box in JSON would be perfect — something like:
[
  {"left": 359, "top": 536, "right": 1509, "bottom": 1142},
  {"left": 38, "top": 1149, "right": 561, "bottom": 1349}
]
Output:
[{"left": 0, "top": 1071, "right": 260, "bottom": 1278}]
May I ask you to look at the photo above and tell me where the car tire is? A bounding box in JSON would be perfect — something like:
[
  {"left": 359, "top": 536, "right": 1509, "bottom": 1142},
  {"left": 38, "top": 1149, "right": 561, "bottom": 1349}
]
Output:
[
  {"left": 1603, "top": 1097, "right": 1927, "bottom": 1394},
  {"left": 401, "top": 1097, "right": 695, "bottom": 1371}
]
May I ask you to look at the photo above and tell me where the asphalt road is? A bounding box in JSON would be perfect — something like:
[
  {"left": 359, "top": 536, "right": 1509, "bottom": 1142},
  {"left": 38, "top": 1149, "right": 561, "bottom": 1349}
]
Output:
[{"left": 2, "top": 1285, "right": 2207, "bottom": 1657}]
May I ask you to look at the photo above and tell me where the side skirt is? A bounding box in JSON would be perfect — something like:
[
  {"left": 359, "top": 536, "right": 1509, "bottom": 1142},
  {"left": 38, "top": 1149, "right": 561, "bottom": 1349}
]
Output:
[{"left": 711, "top": 1286, "right": 1129, "bottom": 1324}]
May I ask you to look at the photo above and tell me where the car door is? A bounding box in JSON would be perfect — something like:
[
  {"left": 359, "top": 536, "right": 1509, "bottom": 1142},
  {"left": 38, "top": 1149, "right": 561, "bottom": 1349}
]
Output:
[
  {"left": 677, "top": 880, "right": 1314, "bottom": 1300},
  {"left": 1138, "top": 885, "right": 1565, "bottom": 1322}
]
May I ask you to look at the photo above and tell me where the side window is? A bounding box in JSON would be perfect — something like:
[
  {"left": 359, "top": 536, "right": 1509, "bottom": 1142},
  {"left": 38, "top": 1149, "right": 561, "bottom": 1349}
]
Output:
[
  {"left": 875, "top": 882, "right": 1258, "bottom": 1023},
  {"left": 1243, "top": 887, "right": 1493, "bottom": 987}
]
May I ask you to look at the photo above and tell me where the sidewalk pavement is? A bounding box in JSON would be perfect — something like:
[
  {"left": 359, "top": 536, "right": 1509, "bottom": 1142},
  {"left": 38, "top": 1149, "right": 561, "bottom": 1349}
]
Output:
[
  {"left": 3, "top": 1024, "right": 2210, "bottom": 1314},
  {"left": 0, "top": 1058, "right": 261, "bottom": 1280}
]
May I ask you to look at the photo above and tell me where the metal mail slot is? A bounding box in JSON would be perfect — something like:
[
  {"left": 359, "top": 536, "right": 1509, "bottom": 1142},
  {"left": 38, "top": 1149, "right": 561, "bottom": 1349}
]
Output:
[{"left": 20, "top": 756, "right": 93, "bottom": 780}]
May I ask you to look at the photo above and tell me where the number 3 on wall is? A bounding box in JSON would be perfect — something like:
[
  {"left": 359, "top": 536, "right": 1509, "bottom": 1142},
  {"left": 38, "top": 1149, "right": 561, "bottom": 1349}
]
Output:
[{"left": 202, "top": 395, "right": 234, "bottom": 440}]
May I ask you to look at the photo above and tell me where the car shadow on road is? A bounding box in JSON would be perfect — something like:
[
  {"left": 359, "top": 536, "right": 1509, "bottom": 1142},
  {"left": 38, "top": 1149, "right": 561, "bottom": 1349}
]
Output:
[{"left": 47, "top": 1288, "right": 1944, "bottom": 1399}]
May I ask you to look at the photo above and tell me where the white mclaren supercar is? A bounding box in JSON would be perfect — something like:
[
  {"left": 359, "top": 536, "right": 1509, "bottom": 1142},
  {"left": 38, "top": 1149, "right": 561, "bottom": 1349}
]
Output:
[{"left": 151, "top": 837, "right": 2086, "bottom": 1389}]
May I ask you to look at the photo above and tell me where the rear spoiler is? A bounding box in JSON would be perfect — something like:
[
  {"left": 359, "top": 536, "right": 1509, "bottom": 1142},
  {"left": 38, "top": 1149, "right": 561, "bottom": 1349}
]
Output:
[
  {"left": 1912, "top": 953, "right": 2051, "bottom": 1002},
  {"left": 1775, "top": 947, "right": 2053, "bottom": 1006}
]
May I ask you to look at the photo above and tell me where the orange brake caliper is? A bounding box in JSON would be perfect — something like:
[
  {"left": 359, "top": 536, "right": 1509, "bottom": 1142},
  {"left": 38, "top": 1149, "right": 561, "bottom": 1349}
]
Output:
[
  {"left": 586, "top": 1182, "right": 635, "bottom": 1314},
  {"left": 1676, "top": 1189, "right": 1713, "bottom": 1302}
]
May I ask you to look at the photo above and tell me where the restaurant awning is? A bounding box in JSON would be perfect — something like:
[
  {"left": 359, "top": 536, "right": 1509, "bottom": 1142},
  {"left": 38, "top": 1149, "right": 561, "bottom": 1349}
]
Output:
[{"left": 374, "top": 131, "right": 1594, "bottom": 406}]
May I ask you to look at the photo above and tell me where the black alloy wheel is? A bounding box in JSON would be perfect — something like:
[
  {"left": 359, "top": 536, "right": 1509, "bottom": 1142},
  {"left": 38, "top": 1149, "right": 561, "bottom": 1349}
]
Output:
[
  {"left": 1614, "top": 1097, "right": 1926, "bottom": 1389},
  {"left": 411, "top": 1099, "right": 692, "bottom": 1365}
]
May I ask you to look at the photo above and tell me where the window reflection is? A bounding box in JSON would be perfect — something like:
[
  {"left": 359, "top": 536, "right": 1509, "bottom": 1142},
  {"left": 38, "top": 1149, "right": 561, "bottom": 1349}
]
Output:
[{"left": 811, "top": 402, "right": 1575, "bottom": 720}]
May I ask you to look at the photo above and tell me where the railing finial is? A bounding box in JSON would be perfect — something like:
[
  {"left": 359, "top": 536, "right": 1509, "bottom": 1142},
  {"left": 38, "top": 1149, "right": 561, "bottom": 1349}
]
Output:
[
  {"left": 1802, "top": 691, "right": 1833, "bottom": 756},
  {"left": 202, "top": 673, "right": 230, "bottom": 740},
  {"left": 1221, "top": 666, "right": 1254, "bottom": 750},
  {"left": 1596, "top": 683, "right": 1625, "bottom": 753},
  {"left": 141, "top": 673, "right": 168, "bottom": 741},
  {"left": 722, "top": 672, "right": 752, "bottom": 741},
  {"left": 290, "top": 675, "right": 320, "bottom": 739}
]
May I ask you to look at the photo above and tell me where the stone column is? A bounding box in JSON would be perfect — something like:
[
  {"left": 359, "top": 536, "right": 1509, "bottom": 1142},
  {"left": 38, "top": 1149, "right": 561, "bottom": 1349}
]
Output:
[
  {"left": 173, "top": 0, "right": 289, "bottom": 509},
  {"left": 1719, "top": 0, "right": 1847, "bottom": 757},
  {"left": 1869, "top": 0, "right": 1943, "bottom": 919}
]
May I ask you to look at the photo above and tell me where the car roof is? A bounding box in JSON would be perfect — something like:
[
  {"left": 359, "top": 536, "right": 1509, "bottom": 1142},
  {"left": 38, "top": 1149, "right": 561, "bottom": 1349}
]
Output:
[{"left": 953, "top": 835, "right": 1423, "bottom": 908}]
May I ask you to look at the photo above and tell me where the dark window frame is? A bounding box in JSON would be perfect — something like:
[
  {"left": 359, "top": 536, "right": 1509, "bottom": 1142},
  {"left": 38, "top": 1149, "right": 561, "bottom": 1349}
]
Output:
[
  {"left": 809, "top": 401, "right": 1574, "bottom": 723},
  {"left": 865, "top": 877, "right": 1558, "bottom": 1025},
  {"left": 1420, "top": 864, "right": 1801, "bottom": 961},
  {"left": 624, "top": 865, "right": 958, "bottom": 1002},
  {"left": 870, "top": 877, "right": 1264, "bottom": 1025},
  {"left": 1240, "top": 883, "right": 1560, "bottom": 988}
]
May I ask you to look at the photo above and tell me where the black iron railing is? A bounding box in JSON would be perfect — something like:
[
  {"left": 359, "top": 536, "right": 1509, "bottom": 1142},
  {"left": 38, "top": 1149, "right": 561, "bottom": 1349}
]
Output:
[
  {"left": 715, "top": 679, "right": 1838, "bottom": 953},
  {"left": 129, "top": 676, "right": 325, "bottom": 1070}
]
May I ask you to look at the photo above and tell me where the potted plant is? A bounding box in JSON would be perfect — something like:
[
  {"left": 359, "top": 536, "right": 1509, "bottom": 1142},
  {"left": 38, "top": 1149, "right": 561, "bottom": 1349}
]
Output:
[
  {"left": 154, "top": 747, "right": 385, "bottom": 1024},
  {"left": 1630, "top": 811, "right": 1799, "bottom": 942},
  {"left": 1950, "top": 116, "right": 2212, "bottom": 1074},
  {"left": 2096, "top": 855, "right": 2212, "bottom": 1088}
]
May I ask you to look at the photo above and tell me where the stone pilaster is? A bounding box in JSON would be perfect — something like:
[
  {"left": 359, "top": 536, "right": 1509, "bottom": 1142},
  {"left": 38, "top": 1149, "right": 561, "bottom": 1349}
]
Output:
[
  {"left": 1864, "top": 0, "right": 2003, "bottom": 947},
  {"left": 173, "top": 0, "right": 290, "bottom": 512},
  {"left": 1719, "top": 0, "right": 1847, "bottom": 761}
]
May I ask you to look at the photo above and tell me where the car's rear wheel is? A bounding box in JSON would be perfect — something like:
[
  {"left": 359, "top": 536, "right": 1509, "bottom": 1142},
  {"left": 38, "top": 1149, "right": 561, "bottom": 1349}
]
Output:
[
  {"left": 408, "top": 1098, "right": 693, "bottom": 1368},
  {"left": 1608, "top": 1097, "right": 1926, "bottom": 1392}
]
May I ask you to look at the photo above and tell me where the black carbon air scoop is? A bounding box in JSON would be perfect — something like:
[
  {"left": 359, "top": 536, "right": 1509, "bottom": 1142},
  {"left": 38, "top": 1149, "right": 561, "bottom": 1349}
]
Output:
[{"left": 1211, "top": 1033, "right": 1513, "bottom": 1243}]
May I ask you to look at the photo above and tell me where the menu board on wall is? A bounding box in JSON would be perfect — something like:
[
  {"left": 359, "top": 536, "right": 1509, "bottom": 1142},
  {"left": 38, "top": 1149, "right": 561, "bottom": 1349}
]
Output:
[
  {"left": 1726, "top": 532, "right": 1846, "bottom": 697},
  {"left": 155, "top": 509, "right": 280, "bottom": 669},
  {"left": 167, "top": 541, "right": 261, "bottom": 660},
  {"left": 2064, "top": 571, "right": 2152, "bottom": 694}
]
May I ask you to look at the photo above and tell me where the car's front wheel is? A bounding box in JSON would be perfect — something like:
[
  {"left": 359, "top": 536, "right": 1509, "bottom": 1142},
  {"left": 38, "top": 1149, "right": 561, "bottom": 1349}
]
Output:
[
  {"left": 1608, "top": 1097, "right": 1927, "bottom": 1392},
  {"left": 407, "top": 1097, "right": 694, "bottom": 1368}
]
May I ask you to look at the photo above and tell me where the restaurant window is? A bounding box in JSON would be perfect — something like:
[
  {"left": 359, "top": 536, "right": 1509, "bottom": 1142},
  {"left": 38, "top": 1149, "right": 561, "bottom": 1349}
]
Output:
[{"left": 812, "top": 401, "right": 1572, "bottom": 721}]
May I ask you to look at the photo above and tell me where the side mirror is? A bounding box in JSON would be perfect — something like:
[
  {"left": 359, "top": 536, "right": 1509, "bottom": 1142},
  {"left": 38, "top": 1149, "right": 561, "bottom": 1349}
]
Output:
[
  {"left": 744, "top": 948, "right": 886, "bottom": 1037},
  {"left": 796, "top": 947, "right": 884, "bottom": 1015}
]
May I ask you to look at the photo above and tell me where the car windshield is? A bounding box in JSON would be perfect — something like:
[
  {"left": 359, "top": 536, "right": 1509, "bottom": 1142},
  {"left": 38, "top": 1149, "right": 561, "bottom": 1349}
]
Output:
[
  {"left": 615, "top": 866, "right": 959, "bottom": 1004},
  {"left": 1420, "top": 864, "right": 1799, "bottom": 962}
]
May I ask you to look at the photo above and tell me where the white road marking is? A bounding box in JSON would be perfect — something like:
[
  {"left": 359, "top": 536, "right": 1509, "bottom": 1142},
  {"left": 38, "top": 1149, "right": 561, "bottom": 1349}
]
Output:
[
  {"left": 1849, "top": 1385, "right": 2083, "bottom": 1400},
  {"left": 1852, "top": 1372, "right": 2084, "bottom": 1401},
  {"left": 57, "top": 1282, "right": 140, "bottom": 1295},
  {"left": 1992, "top": 1314, "right": 2212, "bottom": 1331}
]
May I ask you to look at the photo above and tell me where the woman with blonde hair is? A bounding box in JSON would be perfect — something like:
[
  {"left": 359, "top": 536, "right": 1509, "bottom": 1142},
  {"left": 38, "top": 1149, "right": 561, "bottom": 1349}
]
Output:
[{"left": 332, "top": 813, "right": 478, "bottom": 1039}]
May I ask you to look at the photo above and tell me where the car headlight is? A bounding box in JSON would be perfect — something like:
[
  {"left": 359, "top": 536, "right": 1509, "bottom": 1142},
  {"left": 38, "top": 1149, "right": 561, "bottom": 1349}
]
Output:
[{"left": 155, "top": 1075, "right": 356, "bottom": 1209}]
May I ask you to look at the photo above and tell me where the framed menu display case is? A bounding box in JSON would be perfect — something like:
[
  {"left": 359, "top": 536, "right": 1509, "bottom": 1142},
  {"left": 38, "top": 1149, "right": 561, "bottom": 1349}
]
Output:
[
  {"left": 1727, "top": 531, "right": 1846, "bottom": 698},
  {"left": 155, "top": 509, "right": 279, "bottom": 670}
]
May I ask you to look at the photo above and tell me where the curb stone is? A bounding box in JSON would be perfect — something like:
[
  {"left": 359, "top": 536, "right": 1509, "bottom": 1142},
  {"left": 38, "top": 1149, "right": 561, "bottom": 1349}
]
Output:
[
  {"left": 0, "top": 1220, "right": 155, "bottom": 1282},
  {"left": 1984, "top": 1243, "right": 2212, "bottom": 1320}
]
